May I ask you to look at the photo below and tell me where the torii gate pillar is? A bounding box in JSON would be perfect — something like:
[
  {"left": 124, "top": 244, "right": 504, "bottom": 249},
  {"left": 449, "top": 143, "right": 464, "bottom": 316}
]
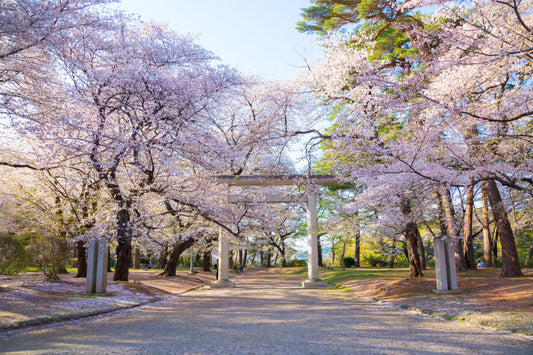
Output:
[
  {"left": 210, "top": 227, "right": 235, "bottom": 288},
  {"left": 302, "top": 192, "right": 328, "bottom": 288}
]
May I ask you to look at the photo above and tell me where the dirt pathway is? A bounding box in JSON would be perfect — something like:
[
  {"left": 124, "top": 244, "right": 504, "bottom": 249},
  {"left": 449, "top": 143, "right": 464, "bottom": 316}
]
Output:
[{"left": 1, "top": 271, "right": 532, "bottom": 354}]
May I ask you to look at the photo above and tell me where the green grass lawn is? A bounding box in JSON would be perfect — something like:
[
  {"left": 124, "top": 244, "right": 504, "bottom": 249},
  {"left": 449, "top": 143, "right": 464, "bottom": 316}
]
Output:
[{"left": 291, "top": 265, "right": 509, "bottom": 284}]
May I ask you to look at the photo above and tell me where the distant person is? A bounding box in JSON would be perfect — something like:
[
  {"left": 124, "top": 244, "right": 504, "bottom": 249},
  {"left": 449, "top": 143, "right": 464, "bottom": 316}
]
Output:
[
  {"left": 477, "top": 261, "right": 485, "bottom": 268},
  {"left": 239, "top": 263, "right": 244, "bottom": 273}
]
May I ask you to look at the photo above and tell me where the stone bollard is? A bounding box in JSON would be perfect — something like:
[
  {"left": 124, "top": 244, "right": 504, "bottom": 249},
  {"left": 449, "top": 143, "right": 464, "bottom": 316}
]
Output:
[
  {"left": 86, "top": 239, "right": 109, "bottom": 294},
  {"left": 433, "top": 236, "right": 459, "bottom": 293}
]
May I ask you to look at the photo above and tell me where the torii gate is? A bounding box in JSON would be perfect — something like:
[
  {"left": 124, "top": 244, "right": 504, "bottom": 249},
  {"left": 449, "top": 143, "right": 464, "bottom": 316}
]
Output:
[{"left": 211, "top": 175, "right": 339, "bottom": 288}]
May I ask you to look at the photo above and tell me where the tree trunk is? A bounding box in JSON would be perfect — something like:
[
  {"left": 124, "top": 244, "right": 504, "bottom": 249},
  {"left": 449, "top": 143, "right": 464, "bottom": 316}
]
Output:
[
  {"left": 483, "top": 179, "right": 522, "bottom": 277},
  {"left": 75, "top": 241, "right": 87, "bottom": 278},
  {"left": 134, "top": 248, "right": 141, "bottom": 269},
  {"left": 354, "top": 231, "right": 360, "bottom": 267},
  {"left": 417, "top": 232, "right": 426, "bottom": 270},
  {"left": 157, "top": 246, "right": 168, "bottom": 269},
  {"left": 341, "top": 241, "right": 346, "bottom": 270},
  {"left": 493, "top": 230, "right": 499, "bottom": 263},
  {"left": 238, "top": 250, "right": 243, "bottom": 265},
  {"left": 400, "top": 197, "right": 423, "bottom": 278},
  {"left": 202, "top": 249, "right": 211, "bottom": 272},
  {"left": 107, "top": 248, "right": 112, "bottom": 272},
  {"left": 266, "top": 249, "right": 271, "bottom": 268},
  {"left": 243, "top": 249, "right": 248, "bottom": 267},
  {"left": 440, "top": 186, "right": 467, "bottom": 272},
  {"left": 162, "top": 237, "right": 195, "bottom": 276},
  {"left": 389, "top": 237, "right": 396, "bottom": 268},
  {"left": 317, "top": 238, "right": 323, "bottom": 268},
  {"left": 281, "top": 239, "right": 287, "bottom": 267},
  {"left": 260, "top": 250, "right": 264, "bottom": 267},
  {"left": 434, "top": 189, "right": 448, "bottom": 236},
  {"left": 463, "top": 183, "right": 477, "bottom": 269},
  {"left": 404, "top": 223, "right": 423, "bottom": 278},
  {"left": 250, "top": 250, "right": 257, "bottom": 266},
  {"left": 113, "top": 208, "right": 132, "bottom": 281},
  {"left": 481, "top": 182, "right": 493, "bottom": 267}
]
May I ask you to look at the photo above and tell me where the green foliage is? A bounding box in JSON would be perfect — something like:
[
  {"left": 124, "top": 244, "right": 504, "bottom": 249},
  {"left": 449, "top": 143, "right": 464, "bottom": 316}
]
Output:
[
  {"left": 27, "top": 234, "right": 70, "bottom": 280},
  {"left": 290, "top": 260, "right": 308, "bottom": 267},
  {"left": 392, "top": 254, "right": 410, "bottom": 267},
  {"left": 0, "top": 233, "right": 28, "bottom": 275},
  {"left": 362, "top": 251, "right": 386, "bottom": 266},
  {"left": 343, "top": 256, "right": 355, "bottom": 267}
]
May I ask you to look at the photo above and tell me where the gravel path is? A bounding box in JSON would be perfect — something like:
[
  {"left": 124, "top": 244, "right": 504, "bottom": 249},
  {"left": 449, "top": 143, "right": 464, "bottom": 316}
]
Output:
[{"left": 1, "top": 271, "right": 532, "bottom": 354}]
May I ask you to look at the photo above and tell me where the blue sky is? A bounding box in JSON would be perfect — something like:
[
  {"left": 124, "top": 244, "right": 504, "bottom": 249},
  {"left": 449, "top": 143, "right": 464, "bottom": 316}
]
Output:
[{"left": 118, "top": 0, "right": 323, "bottom": 79}]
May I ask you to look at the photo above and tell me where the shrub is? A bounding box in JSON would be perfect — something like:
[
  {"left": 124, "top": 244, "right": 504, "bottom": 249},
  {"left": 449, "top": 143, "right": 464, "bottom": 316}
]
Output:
[
  {"left": 0, "top": 233, "right": 28, "bottom": 275},
  {"left": 362, "top": 252, "right": 386, "bottom": 267},
  {"left": 290, "top": 260, "right": 307, "bottom": 267},
  {"left": 27, "top": 234, "right": 70, "bottom": 280},
  {"left": 343, "top": 257, "right": 355, "bottom": 268}
]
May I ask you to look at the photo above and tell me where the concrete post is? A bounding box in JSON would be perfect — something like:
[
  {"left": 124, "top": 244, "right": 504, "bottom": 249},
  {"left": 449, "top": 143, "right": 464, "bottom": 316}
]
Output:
[
  {"left": 86, "top": 239, "right": 108, "bottom": 294},
  {"left": 211, "top": 226, "right": 234, "bottom": 288},
  {"left": 445, "top": 237, "right": 458, "bottom": 290},
  {"left": 85, "top": 241, "right": 97, "bottom": 293},
  {"left": 95, "top": 239, "right": 108, "bottom": 294},
  {"left": 307, "top": 192, "right": 319, "bottom": 282},
  {"left": 433, "top": 236, "right": 459, "bottom": 293},
  {"left": 302, "top": 191, "right": 328, "bottom": 288}
]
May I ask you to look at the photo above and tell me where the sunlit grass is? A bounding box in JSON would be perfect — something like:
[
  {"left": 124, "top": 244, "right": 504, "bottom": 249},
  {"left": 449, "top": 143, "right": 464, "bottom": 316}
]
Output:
[{"left": 288, "top": 265, "right": 511, "bottom": 283}]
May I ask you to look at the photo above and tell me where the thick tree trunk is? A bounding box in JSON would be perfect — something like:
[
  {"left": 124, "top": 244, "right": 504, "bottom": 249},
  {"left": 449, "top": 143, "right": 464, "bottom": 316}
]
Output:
[
  {"left": 434, "top": 189, "right": 448, "bottom": 236},
  {"left": 162, "top": 237, "right": 195, "bottom": 277},
  {"left": 157, "top": 246, "right": 168, "bottom": 269},
  {"left": 266, "top": 250, "right": 271, "bottom": 268},
  {"left": 463, "top": 183, "right": 477, "bottom": 269},
  {"left": 400, "top": 197, "right": 423, "bottom": 278},
  {"left": 440, "top": 186, "right": 467, "bottom": 272},
  {"left": 417, "top": 232, "right": 426, "bottom": 270},
  {"left": 354, "top": 231, "right": 360, "bottom": 267},
  {"left": 481, "top": 183, "right": 493, "bottom": 267},
  {"left": 134, "top": 248, "right": 141, "bottom": 269},
  {"left": 405, "top": 222, "right": 423, "bottom": 278},
  {"left": 243, "top": 249, "right": 248, "bottom": 267},
  {"left": 75, "top": 241, "right": 87, "bottom": 277},
  {"left": 483, "top": 179, "right": 522, "bottom": 277},
  {"left": 113, "top": 209, "right": 132, "bottom": 281},
  {"left": 260, "top": 250, "right": 264, "bottom": 267},
  {"left": 202, "top": 249, "right": 211, "bottom": 272},
  {"left": 238, "top": 250, "right": 243, "bottom": 265}
]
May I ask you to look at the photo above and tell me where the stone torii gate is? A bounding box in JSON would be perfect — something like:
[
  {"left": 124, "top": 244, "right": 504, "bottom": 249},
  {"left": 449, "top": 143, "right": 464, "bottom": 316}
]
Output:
[{"left": 211, "top": 175, "right": 339, "bottom": 288}]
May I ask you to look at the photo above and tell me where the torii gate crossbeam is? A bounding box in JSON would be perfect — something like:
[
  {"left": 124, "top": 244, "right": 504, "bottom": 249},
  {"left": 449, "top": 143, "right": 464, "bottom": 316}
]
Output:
[{"left": 212, "top": 175, "right": 339, "bottom": 289}]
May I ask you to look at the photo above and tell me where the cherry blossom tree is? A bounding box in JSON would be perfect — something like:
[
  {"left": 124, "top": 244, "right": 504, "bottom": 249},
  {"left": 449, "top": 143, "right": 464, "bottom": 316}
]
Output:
[{"left": 299, "top": 0, "right": 531, "bottom": 276}]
